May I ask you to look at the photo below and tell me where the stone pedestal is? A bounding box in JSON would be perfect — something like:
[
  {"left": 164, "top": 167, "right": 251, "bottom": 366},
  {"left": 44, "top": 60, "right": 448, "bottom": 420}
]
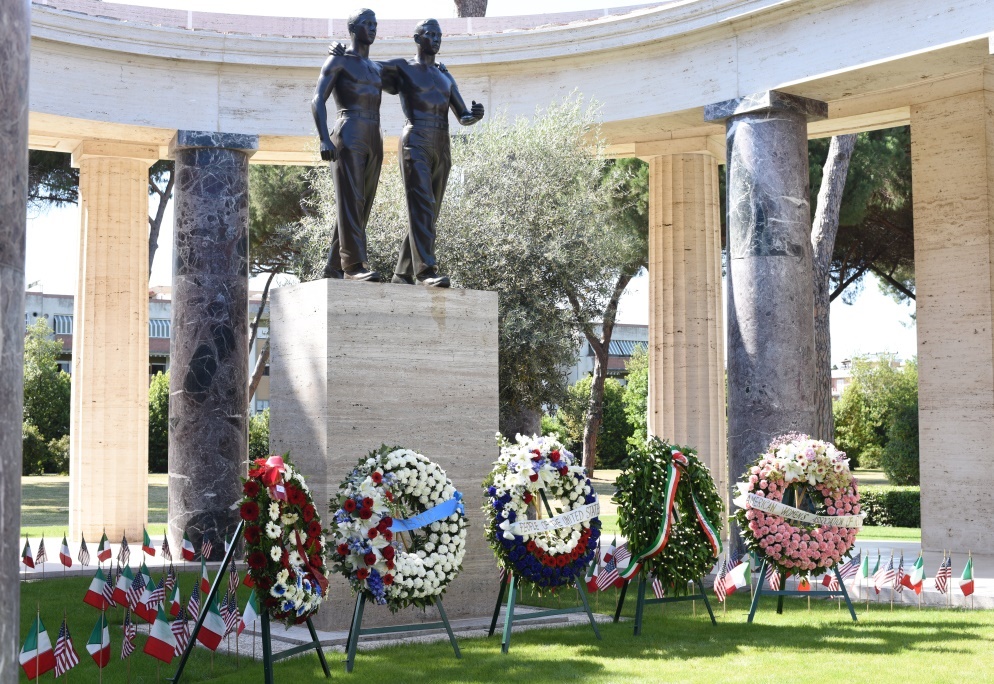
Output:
[
  {"left": 0, "top": 1, "right": 29, "bottom": 677},
  {"left": 646, "top": 151, "right": 727, "bottom": 507},
  {"left": 705, "top": 91, "right": 826, "bottom": 525},
  {"left": 911, "top": 88, "right": 994, "bottom": 556},
  {"left": 69, "top": 141, "right": 158, "bottom": 541},
  {"left": 168, "top": 131, "right": 257, "bottom": 560},
  {"left": 269, "top": 279, "right": 499, "bottom": 630}
]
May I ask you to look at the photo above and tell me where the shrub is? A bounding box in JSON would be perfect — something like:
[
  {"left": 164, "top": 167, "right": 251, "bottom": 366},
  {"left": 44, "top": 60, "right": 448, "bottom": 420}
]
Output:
[
  {"left": 249, "top": 408, "right": 270, "bottom": 460},
  {"left": 551, "top": 376, "right": 633, "bottom": 468},
  {"left": 881, "top": 397, "right": 919, "bottom": 485},
  {"left": 621, "top": 346, "right": 648, "bottom": 449},
  {"left": 46, "top": 435, "right": 70, "bottom": 474},
  {"left": 22, "top": 423, "right": 50, "bottom": 475},
  {"left": 859, "top": 485, "right": 920, "bottom": 527},
  {"left": 148, "top": 371, "right": 169, "bottom": 473}
]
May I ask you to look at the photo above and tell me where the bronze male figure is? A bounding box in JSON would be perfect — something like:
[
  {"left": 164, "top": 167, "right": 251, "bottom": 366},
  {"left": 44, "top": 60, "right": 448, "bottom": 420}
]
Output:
[{"left": 311, "top": 8, "right": 383, "bottom": 282}]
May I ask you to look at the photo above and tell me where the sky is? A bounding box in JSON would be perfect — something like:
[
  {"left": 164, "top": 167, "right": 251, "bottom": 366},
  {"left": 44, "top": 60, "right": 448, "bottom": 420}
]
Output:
[
  {"left": 106, "top": 0, "right": 641, "bottom": 18},
  {"left": 26, "top": 201, "right": 918, "bottom": 366}
]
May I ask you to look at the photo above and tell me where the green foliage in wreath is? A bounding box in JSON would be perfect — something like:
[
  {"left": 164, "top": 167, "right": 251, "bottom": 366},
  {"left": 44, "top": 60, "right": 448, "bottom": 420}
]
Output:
[{"left": 615, "top": 437, "right": 724, "bottom": 594}]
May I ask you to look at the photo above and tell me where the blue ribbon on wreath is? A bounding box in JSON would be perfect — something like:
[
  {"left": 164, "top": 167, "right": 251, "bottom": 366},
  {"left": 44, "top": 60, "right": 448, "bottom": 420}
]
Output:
[{"left": 389, "top": 492, "right": 464, "bottom": 533}]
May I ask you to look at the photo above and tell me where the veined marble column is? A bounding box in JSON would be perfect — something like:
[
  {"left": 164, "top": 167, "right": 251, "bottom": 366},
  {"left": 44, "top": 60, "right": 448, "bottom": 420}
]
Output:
[
  {"left": 0, "top": 0, "right": 29, "bottom": 677},
  {"left": 69, "top": 141, "right": 158, "bottom": 541},
  {"left": 911, "top": 88, "right": 994, "bottom": 556},
  {"left": 646, "top": 149, "right": 727, "bottom": 505},
  {"left": 168, "top": 131, "right": 257, "bottom": 561},
  {"left": 704, "top": 91, "right": 826, "bottom": 522}
]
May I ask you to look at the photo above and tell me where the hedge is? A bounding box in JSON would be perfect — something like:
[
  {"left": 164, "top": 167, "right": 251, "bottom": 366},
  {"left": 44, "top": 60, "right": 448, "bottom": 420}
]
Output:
[{"left": 859, "top": 485, "right": 920, "bottom": 528}]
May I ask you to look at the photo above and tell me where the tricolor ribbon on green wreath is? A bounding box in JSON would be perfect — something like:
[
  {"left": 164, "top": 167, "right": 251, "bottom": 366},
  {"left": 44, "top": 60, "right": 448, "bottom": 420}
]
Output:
[{"left": 618, "top": 450, "right": 722, "bottom": 581}]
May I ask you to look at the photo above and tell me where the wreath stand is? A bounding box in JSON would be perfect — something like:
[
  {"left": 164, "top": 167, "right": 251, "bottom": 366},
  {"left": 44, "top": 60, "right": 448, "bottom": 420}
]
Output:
[
  {"left": 612, "top": 570, "right": 716, "bottom": 634},
  {"left": 486, "top": 489, "right": 602, "bottom": 653},
  {"left": 170, "top": 520, "right": 332, "bottom": 684},
  {"left": 747, "top": 558, "right": 858, "bottom": 623}
]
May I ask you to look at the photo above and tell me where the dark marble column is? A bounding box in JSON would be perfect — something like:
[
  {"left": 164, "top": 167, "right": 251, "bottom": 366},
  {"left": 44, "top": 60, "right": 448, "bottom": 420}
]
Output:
[
  {"left": 704, "top": 91, "right": 826, "bottom": 532},
  {"left": 168, "top": 131, "right": 258, "bottom": 561},
  {"left": 0, "top": 1, "right": 28, "bottom": 677}
]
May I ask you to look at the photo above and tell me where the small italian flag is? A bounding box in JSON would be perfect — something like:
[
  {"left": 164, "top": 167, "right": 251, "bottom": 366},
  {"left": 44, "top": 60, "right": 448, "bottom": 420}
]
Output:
[
  {"left": 86, "top": 614, "right": 111, "bottom": 668},
  {"left": 238, "top": 590, "right": 260, "bottom": 635},
  {"left": 19, "top": 615, "right": 55, "bottom": 679},
  {"left": 181, "top": 532, "right": 196, "bottom": 562},
  {"left": 960, "top": 556, "right": 975, "bottom": 596},
  {"left": 21, "top": 539, "right": 34, "bottom": 569},
  {"left": 797, "top": 576, "right": 811, "bottom": 592},
  {"left": 243, "top": 571, "right": 255, "bottom": 589},
  {"left": 142, "top": 528, "right": 156, "bottom": 556},
  {"left": 903, "top": 553, "right": 925, "bottom": 594},
  {"left": 143, "top": 606, "right": 177, "bottom": 664},
  {"left": 200, "top": 558, "right": 211, "bottom": 594},
  {"left": 138, "top": 562, "right": 154, "bottom": 589},
  {"left": 84, "top": 567, "right": 111, "bottom": 611},
  {"left": 169, "top": 585, "right": 182, "bottom": 617},
  {"left": 196, "top": 596, "right": 227, "bottom": 651},
  {"left": 723, "top": 561, "right": 751, "bottom": 595},
  {"left": 59, "top": 534, "right": 72, "bottom": 568},
  {"left": 112, "top": 565, "right": 135, "bottom": 606},
  {"left": 96, "top": 531, "right": 111, "bottom": 563}
]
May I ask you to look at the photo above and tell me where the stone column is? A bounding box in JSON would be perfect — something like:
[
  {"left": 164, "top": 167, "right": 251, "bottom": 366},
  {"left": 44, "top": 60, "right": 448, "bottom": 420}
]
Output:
[
  {"left": 168, "top": 131, "right": 257, "bottom": 560},
  {"left": 645, "top": 148, "right": 727, "bottom": 503},
  {"left": 704, "top": 91, "right": 826, "bottom": 519},
  {"left": 69, "top": 141, "right": 158, "bottom": 541},
  {"left": 911, "top": 87, "right": 994, "bottom": 556},
  {"left": 0, "top": 1, "right": 29, "bottom": 677}
]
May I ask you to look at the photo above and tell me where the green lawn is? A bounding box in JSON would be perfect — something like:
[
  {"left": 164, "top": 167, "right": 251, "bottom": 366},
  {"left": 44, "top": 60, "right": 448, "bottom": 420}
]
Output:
[
  {"left": 21, "top": 474, "right": 168, "bottom": 537},
  {"left": 857, "top": 526, "right": 921, "bottom": 542},
  {"left": 20, "top": 575, "right": 992, "bottom": 683}
]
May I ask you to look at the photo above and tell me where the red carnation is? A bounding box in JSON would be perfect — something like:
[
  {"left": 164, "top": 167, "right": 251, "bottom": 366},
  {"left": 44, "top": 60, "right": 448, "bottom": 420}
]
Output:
[
  {"left": 523, "top": 492, "right": 533, "bottom": 504},
  {"left": 386, "top": 560, "right": 395, "bottom": 570},
  {"left": 385, "top": 491, "right": 394, "bottom": 502},
  {"left": 363, "top": 552, "right": 377, "bottom": 566},
  {"left": 359, "top": 508, "right": 372, "bottom": 520},
  {"left": 526, "top": 541, "right": 536, "bottom": 552},
  {"left": 362, "top": 497, "right": 374, "bottom": 509},
  {"left": 383, "top": 574, "right": 394, "bottom": 586},
  {"left": 381, "top": 546, "right": 396, "bottom": 561},
  {"left": 367, "top": 528, "right": 378, "bottom": 540},
  {"left": 343, "top": 499, "right": 357, "bottom": 513},
  {"left": 378, "top": 516, "right": 393, "bottom": 531},
  {"left": 531, "top": 449, "right": 541, "bottom": 456},
  {"left": 550, "top": 450, "right": 561, "bottom": 462},
  {"left": 529, "top": 473, "right": 539, "bottom": 482},
  {"left": 558, "top": 467, "right": 568, "bottom": 476},
  {"left": 309, "top": 554, "right": 323, "bottom": 568},
  {"left": 240, "top": 501, "right": 260, "bottom": 521},
  {"left": 356, "top": 568, "right": 369, "bottom": 580},
  {"left": 337, "top": 543, "right": 350, "bottom": 557},
  {"left": 287, "top": 487, "right": 306, "bottom": 506},
  {"left": 258, "top": 577, "right": 272, "bottom": 591},
  {"left": 383, "top": 530, "right": 393, "bottom": 542},
  {"left": 244, "top": 525, "right": 261, "bottom": 544},
  {"left": 307, "top": 521, "right": 322, "bottom": 538},
  {"left": 243, "top": 480, "right": 260, "bottom": 497},
  {"left": 247, "top": 552, "right": 267, "bottom": 569},
  {"left": 302, "top": 504, "right": 316, "bottom": 522},
  {"left": 372, "top": 471, "right": 383, "bottom": 484}
]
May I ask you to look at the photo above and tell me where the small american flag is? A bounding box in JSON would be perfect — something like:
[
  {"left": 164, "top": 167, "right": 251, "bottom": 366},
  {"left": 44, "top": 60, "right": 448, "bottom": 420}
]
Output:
[
  {"left": 201, "top": 538, "right": 213, "bottom": 561},
  {"left": 935, "top": 555, "right": 953, "bottom": 594},
  {"left": 121, "top": 609, "right": 137, "bottom": 659},
  {"left": 54, "top": 618, "right": 80, "bottom": 677},
  {"left": 894, "top": 553, "right": 906, "bottom": 593},
  {"left": 103, "top": 564, "right": 117, "bottom": 607},
  {"left": 118, "top": 535, "right": 131, "bottom": 566},
  {"left": 825, "top": 551, "right": 861, "bottom": 590},
  {"left": 229, "top": 559, "right": 239, "bottom": 589},
  {"left": 148, "top": 577, "right": 166, "bottom": 610},
  {"left": 171, "top": 606, "right": 190, "bottom": 656},
  {"left": 224, "top": 591, "right": 241, "bottom": 635},
  {"left": 498, "top": 565, "right": 508, "bottom": 584},
  {"left": 127, "top": 571, "right": 146, "bottom": 610},
  {"left": 714, "top": 557, "right": 728, "bottom": 603},
  {"left": 765, "top": 564, "right": 781, "bottom": 591},
  {"left": 188, "top": 583, "right": 201, "bottom": 618},
  {"left": 161, "top": 535, "right": 173, "bottom": 562},
  {"left": 650, "top": 574, "right": 664, "bottom": 599},
  {"left": 165, "top": 564, "right": 176, "bottom": 592},
  {"left": 36, "top": 538, "right": 48, "bottom": 564},
  {"left": 875, "top": 554, "right": 896, "bottom": 592},
  {"left": 596, "top": 553, "right": 619, "bottom": 591},
  {"left": 614, "top": 542, "right": 631, "bottom": 568},
  {"left": 78, "top": 535, "right": 91, "bottom": 567}
]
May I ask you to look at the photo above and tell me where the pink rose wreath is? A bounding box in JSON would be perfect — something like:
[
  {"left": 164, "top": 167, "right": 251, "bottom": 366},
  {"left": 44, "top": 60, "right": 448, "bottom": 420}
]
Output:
[{"left": 733, "top": 434, "right": 862, "bottom": 577}]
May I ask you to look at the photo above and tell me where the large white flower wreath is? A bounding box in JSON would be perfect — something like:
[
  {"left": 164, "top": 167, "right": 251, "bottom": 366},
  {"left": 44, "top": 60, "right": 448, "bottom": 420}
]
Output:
[
  {"left": 483, "top": 434, "right": 600, "bottom": 588},
  {"left": 330, "top": 446, "right": 468, "bottom": 611}
]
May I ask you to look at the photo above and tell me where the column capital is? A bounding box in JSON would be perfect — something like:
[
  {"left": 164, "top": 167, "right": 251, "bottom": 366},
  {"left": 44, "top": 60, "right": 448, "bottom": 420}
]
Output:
[
  {"left": 635, "top": 136, "right": 726, "bottom": 163},
  {"left": 168, "top": 130, "right": 259, "bottom": 157},
  {"left": 70, "top": 140, "right": 159, "bottom": 168},
  {"left": 704, "top": 90, "right": 827, "bottom": 123}
]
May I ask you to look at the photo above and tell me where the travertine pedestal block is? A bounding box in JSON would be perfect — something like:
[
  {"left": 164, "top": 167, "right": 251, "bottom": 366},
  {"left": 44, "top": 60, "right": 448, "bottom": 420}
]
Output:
[
  {"left": 911, "top": 89, "right": 994, "bottom": 556},
  {"left": 646, "top": 152, "right": 727, "bottom": 508},
  {"left": 69, "top": 141, "right": 158, "bottom": 541},
  {"left": 269, "top": 279, "right": 499, "bottom": 629}
]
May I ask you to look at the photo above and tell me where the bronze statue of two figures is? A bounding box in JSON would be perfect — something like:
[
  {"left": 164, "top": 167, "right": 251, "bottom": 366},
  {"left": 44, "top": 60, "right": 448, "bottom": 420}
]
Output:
[{"left": 311, "top": 9, "right": 485, "bottom": 288}]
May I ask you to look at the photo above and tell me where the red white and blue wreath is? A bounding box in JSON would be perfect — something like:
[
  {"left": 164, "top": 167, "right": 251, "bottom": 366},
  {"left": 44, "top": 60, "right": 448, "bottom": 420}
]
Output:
[
  {"left": 483, "top": 434, "right": 600, "bottom": 588},
  {"left": 330, "top": 446, "right": 468, "bottom": 611}
]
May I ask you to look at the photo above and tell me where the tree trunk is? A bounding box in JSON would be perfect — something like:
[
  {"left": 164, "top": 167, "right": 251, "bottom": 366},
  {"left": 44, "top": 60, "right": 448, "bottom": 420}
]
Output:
[
  {"left": 811, "top": 134, "right": 857, "bottom": 441},
  {"left": 249, "top": 272, "right": 276, "bottom": 352},
  {"left": 578, "top": 272, "right": 633, "bottom": 477},
  {"left": 147, "top": 170, "right": 175, "bottom": 281},
  {"left": 248, "top": 338, "right": 270, "bottom": 403},
  {"left": 500, "top": 406, "right": 541, "bottom": 441},
  {"left": 454, "top": 0, "right": 488, "bottom": 17}
]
